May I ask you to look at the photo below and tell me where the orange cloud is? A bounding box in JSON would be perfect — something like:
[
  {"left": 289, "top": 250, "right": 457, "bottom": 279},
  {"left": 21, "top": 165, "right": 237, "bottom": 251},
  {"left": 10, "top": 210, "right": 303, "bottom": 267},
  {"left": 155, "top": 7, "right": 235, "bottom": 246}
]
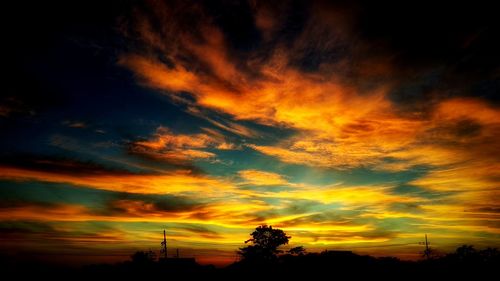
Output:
[
  {"left": 114, "top": 7, "right": 500, "bottom": 261},
  {"left": 120, "top": 23, "right": 432, "bottom": 171},
  {"left": 0, "top": 166, "right": 236, "bottom": 195},
  {"left": 120, "top": 4, "right": 500, "bottom": 183},
  {"left": 130, "top": 126, "right": 238, "bottom": 162},
  {"left": 135, "top": 127, "right": 214, "bottom": 150}
]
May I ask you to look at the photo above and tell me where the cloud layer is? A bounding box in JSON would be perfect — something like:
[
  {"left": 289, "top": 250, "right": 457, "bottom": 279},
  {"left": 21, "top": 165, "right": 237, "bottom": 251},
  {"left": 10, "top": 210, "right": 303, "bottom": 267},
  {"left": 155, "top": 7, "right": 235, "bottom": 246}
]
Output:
[{"left": 1, "top": 0, "right": 499, "bottom": 265}]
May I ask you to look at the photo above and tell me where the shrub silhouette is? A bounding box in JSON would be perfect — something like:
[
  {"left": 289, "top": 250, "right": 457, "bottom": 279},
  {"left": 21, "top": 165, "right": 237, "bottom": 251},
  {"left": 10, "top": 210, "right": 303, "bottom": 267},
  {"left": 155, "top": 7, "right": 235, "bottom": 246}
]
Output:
[
  {"left": 288, "top": 246, "right": 306, "bottom": 256},
  {"left": 131, "top": 250, "right": 157, "bottom": 264},
  {"left": 238, "top": 225, "right": 290, "bottom": 262},
  {"left": 455, "top": 244, "right": 477, "bottom": 260}
]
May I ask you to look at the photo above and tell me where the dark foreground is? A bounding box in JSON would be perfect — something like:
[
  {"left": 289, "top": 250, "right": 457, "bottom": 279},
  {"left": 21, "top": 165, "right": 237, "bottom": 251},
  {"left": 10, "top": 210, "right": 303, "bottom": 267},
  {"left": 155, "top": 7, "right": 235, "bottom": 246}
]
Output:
[{"left": 2, "top": 248, "right": 499, "bottom": 280}]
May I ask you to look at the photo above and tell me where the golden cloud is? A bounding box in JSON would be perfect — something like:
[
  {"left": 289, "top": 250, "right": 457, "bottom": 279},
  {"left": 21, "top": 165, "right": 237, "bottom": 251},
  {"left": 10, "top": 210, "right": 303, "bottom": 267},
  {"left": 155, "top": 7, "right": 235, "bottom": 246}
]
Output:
[
  {"left": 238, "top": 169, "right": 289, "bottom": 186},
  {"left": 0, "top": 166, "right": 236, "bottom": 195}
]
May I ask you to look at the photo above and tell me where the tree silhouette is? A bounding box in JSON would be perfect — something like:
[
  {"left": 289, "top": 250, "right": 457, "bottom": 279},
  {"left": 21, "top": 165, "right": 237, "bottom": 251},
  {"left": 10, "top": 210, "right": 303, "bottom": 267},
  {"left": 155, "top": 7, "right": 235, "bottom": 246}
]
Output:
[
  {"left": 455, "top": 245, "right": 477, "bottom": 260},
  {"left": 288, "top": 246, "right": 306, "bottom": 256},
  {"left": 238, "top": 225, "right": 290, "bottom": 262},
  {"left": 131, "top": 250, "right": 157, "bottom": 264},
  {"left": 479, "top": 247, "right": 499, "bottom": 262}
]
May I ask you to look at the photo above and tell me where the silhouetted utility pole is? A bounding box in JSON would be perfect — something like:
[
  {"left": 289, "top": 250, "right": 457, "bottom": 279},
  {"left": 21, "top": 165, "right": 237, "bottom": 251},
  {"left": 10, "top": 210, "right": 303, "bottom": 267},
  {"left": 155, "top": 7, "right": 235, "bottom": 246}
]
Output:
[
  {"left": 419, "top": 234, "right": 431, "bottom": 259},
  {"left": 161, "top": 229, "right": 168, "bottom": 259}
]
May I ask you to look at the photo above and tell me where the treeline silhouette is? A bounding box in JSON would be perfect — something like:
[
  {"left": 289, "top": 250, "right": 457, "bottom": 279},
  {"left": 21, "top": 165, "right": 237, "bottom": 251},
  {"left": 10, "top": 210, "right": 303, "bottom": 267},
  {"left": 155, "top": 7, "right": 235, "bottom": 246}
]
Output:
[{"left": 2, "top": 225, "right": 499, "bottom": 280}]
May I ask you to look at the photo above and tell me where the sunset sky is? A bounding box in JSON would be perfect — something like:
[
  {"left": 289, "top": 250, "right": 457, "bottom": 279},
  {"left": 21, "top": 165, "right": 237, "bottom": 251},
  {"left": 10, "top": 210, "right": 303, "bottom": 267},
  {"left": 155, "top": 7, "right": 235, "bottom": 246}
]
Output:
[{"left": 1, "top": 0, "right": 499, "bottom": 266}]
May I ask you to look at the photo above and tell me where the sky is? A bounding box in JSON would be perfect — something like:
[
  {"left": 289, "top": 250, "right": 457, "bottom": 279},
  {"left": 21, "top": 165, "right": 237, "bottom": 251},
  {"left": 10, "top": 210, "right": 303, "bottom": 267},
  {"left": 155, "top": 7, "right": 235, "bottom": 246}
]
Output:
[{"left": 1, "top": 0, "right": 500, "bottom": 266}]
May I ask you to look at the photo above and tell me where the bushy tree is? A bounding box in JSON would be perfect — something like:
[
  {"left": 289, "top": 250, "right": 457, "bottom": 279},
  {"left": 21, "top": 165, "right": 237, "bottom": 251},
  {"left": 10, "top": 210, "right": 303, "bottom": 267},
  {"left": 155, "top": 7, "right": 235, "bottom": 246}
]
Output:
[
  {"left": 131, "top": 250, "right": 157, "bottom": 264},
  {"left": 239, "top": 225, "right": 290, "bottom": 262},
  {"left": 479, "top": 247, "right": 499, "bottom": 262},
  {"left": 288, "top": 246, "right": 306, "bottom": 256},
  {"left": 455, "top": 245, "right": 477, "bottom": 260}
]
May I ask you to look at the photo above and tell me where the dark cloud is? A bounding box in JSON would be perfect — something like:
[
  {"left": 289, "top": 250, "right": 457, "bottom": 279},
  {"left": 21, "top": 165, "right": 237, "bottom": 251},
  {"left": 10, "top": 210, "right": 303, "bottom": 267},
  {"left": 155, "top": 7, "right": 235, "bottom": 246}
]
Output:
[
  {"left": 0, "top": 154, "right": 134, "bottom": 177},
  {"left": 103, "top": 193, "right": 205, "bottom": 216},
  {"left": 0, "top": 179, "right": 206, "bottom": 220},
  {"left": 355, "top": 0, "right": 500, "bottom": 110},
  {"left": 176, "top": 224, "right": 220, "bottom": 237},
  {"left": 447, "top": 119, "right": 482, "bottom": 138},
  {"left": 0, "top": 200, "right": 56, "bottom": 210},
  {"left": 355, "top": 1, "right": 499, "bottom": 66},
  {"left": 470, "top": 207, "right": 500, "bottom": 214},
  {"left": 0, "top": 221, "right": 58, "bottom": 237},
  {"left": 126, "top": 145, "right": 206, "bottom": 174},
  {"left": 388, "top": 202, "right": 423, "bottom": 214},
  {"left": 1, "top": 72, "right": 66, "bottom": 121},
  {"left": 0, "top": 221, "right": 125, "bottom": 252},
  {"left": 205, "top": 0, "right": 262, "bottom": 52}
]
